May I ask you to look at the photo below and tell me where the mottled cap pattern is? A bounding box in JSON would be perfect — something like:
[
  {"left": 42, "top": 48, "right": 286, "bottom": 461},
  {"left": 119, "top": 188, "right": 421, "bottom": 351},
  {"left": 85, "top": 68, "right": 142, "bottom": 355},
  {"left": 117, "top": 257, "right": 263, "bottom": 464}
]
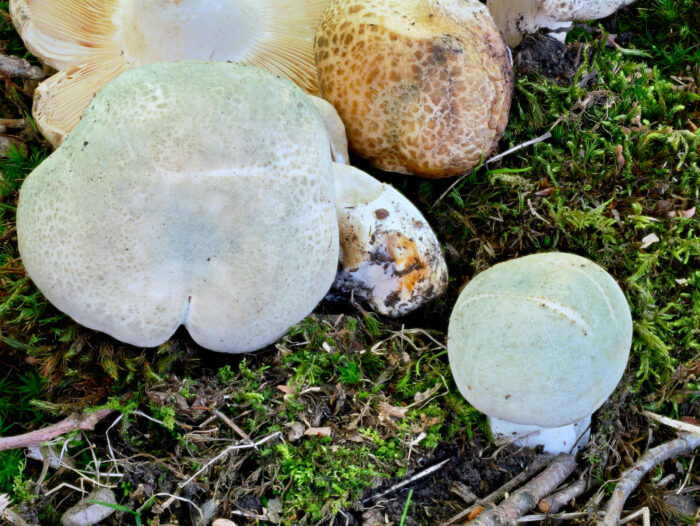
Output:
[
  {"left": 315, "top": 0, "right": 513, "bottom": 178},
  {"left": 448, "top": 252, "right": 632, "bottom": 428},
  {"left": 17, "top": 62, "right": 339, "bottom": 353}
]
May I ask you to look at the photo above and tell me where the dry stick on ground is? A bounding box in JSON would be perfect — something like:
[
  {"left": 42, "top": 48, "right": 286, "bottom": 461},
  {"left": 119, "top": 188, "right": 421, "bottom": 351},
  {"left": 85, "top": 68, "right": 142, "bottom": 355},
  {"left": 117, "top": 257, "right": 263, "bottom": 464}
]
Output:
[
  {"left": 598, "top": 433, "right": 700, "bottom": 526},
  {"left": 440, "top": 454, "right": 554, "bottom": 526},
  {"left": 0, "top": 55, "right": 44, "bottom": 80},
  {"left": 467, "top": 454, "right": 577, "bottom": 526},
  {"left": 537, "top": 473, "right": 591, "bottom": 514},
  {"left": 362, "top": 458, "right": 451, "bottom": 504},
  {"left": 0, "top": 410, "right": 114, "bottom": 452}
]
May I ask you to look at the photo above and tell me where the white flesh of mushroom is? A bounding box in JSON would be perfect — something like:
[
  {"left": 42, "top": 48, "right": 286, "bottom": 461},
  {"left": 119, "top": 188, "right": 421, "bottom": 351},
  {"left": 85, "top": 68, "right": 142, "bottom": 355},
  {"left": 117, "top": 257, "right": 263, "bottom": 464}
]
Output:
[
  {"left": 333, "top": 164, "right": 448, "bottom": 317},
  {"left": 487, "top": 0, "right": 636, "bottom": 47}
]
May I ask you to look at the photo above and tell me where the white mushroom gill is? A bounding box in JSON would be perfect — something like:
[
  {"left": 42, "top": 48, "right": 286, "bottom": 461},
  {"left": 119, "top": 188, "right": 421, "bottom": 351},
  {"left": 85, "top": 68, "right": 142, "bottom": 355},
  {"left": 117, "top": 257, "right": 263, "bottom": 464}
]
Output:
[{"left": 10, "top": 0, "right": 328, "bottom": 146}]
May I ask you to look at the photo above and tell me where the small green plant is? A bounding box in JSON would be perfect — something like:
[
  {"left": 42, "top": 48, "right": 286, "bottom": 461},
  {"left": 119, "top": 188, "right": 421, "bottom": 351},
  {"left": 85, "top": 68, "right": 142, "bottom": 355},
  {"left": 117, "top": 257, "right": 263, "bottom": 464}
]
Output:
[{"left": 399, "top": 489, "right": 414, "bottom": 526}]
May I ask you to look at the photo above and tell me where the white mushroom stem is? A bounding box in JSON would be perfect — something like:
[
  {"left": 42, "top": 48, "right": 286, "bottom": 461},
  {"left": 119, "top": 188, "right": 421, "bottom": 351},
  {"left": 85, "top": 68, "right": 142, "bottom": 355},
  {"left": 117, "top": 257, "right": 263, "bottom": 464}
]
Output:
[
  {"left": 487, "top": 0, "right": 636, "bottom": 47},
  {"left": 489, "top": 415, "right": 591, "bottom": 454},
  {"left": 333, "top": 163, "right": 448, "bottom": 317}
]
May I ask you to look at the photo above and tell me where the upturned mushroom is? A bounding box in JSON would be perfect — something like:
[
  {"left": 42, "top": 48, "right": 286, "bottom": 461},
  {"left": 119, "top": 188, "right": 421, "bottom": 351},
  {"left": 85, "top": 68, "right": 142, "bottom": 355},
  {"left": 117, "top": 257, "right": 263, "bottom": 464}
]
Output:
[
  {"left": 314, "top": 0, "right": 513, "bottom": 178},
  {"left": 17, "top": 61, "right": 447, "bottom": 353},
  {"left": 447, "top": 252, "right": 632, "bottom": 453},
  {"left": 10, "top": 0, "right": 328, "bottom": 146},
  {"left": 333, "top": 163, "right": 448, "bottom": 316},
  {"left": 487, "top": 0, "right": 636, "bottom": 47}
]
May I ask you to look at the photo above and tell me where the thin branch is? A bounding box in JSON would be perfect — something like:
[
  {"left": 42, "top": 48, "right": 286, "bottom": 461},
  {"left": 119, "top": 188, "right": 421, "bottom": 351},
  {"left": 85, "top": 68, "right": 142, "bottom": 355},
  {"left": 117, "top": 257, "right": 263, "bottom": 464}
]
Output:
[
  {"left": 440, "top": 454, "right": 554, "bottom": 526},
  {"left": 468, "top": 454, "right": 577, "bottom": 526},
  {"left": 642, "top": 410, "right": 700, "bottom": 435},
  {"left": 212, "top": 409, "right": 250, "bottom": 441},
  {"left": 618, "top": 507, "right": 650, "bottom": 526},
  {"left": 177, "top": 432, "right": 281, "bottom": 489},
  {"left": 432, "top": 131, "right": 553, "bottom": 208},
  {"left": 517, "top": 511, "right": 590, "bottom": 522},
  {"left": 0, "top": 493, "right": 37, "bottom": 526},
  {"left": 537, "top": 474, "right": 591, "bottom": 514},
  {"left": 362, "top": 458, "right": 450, "bottom": 504},
  {"left": 0, "top": 410, "right": 114, "bottom": 452},
  {"left": 598, "top": 434, "right": 700, "bottom": 526}
]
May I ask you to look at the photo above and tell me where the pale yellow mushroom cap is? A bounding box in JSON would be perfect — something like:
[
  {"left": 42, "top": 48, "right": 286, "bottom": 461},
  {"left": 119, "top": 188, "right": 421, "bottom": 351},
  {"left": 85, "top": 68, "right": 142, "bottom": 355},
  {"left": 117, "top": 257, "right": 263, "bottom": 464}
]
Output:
[
  {"left": 10, "top": 0, "right": 328, "bottom": 146},
  {"left": 17, "top": 62, "right": 339, "bottom": 353},
  {"left": 314, "top": 0, "right": 513, "bottom": 178}
]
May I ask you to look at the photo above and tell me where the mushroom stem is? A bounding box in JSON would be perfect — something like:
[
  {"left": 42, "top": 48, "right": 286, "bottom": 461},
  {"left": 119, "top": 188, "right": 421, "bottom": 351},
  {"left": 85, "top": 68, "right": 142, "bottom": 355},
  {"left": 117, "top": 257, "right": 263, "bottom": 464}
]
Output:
[{"left": 489, "top": 415, "right": 591, "bottom": 454}]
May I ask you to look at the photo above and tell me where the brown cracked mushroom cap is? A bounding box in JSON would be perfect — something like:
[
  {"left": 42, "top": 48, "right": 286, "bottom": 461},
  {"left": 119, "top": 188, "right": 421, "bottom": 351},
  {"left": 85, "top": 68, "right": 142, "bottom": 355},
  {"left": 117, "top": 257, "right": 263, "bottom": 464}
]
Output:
[
  {"left": 11, "top": 0, "right": 328, "bottom": 146},
  {"left": 314, "top": 0, "right": 513, "bottom": 178}
]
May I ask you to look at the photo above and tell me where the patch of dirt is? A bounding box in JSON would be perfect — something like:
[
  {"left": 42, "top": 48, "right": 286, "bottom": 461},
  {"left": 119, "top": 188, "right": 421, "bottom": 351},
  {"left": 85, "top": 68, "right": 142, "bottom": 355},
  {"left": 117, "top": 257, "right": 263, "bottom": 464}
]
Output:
[
  {"left": 514, "top": 33, "right": 589, "bottom": 86},
  {"left": 335, "top": 441, "right": 537, "bottom": 526}
]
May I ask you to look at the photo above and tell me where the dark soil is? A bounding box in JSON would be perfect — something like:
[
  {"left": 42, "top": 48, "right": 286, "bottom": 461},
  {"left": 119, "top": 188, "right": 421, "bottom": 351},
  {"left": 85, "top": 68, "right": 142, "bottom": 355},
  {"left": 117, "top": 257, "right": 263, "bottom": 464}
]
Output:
[{"left": 335, "top": 442, "right": 537, "bottom": 526}]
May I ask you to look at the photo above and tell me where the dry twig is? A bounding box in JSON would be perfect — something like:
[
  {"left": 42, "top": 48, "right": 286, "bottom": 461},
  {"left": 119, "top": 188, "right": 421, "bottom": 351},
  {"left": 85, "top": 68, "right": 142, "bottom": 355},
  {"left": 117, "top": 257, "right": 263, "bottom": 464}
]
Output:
[
  {"left": 467, "top": 454, "right": 577, "bottom": 526},
  {"left": 537, "top": 473, "right": 590, "bottom": 514},
  {"left": 440, "top": 454, "right": 553, "bottom": 526},
  {"left": 598, "top": 434, "right": 700, "bottom": 526},
  {"left": 362, "top": 458, "right": 451, "bottom": 504},
  {"left": 0, "top": 493, "right": 37, "bottom": 526},
  {"left": 0, "top": 410, "right": 114, "bottom": 452}
]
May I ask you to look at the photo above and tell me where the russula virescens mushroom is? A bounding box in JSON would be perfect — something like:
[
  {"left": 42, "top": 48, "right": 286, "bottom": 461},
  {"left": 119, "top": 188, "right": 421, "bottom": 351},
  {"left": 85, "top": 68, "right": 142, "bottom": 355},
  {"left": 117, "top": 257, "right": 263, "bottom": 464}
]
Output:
[
  {"left": 314, "top": 0, "right": 513, "bottom": 178},
  {"left": 448, "top": 252, "right": 632, "bottom": 453},
  {"left": 17, "top": 61, "right": 447, "bottom": 353},
  {"left": 487, "top": 0, "right": 636, "bottom": 47},
  {"left": 333, "top": 163, "right": 448, "bottom": 316},
  {"left": 10, "top": 0, "right": 328, "bottom": 146}
]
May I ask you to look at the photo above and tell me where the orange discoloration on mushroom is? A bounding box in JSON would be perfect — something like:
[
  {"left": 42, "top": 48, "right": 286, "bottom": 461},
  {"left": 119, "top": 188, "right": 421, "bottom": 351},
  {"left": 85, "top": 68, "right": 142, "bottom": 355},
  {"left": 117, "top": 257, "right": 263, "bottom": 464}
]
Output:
[{"left": 385, "top": 233, "right": 428, "bottom": 294}]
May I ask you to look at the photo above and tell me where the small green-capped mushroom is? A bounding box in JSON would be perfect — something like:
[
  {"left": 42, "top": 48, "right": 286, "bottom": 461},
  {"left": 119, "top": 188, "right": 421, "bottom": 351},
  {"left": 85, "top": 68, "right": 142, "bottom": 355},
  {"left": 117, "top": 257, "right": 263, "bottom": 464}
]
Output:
[{"left": 448, "top": 252, "right": 632, "bottom": 453}]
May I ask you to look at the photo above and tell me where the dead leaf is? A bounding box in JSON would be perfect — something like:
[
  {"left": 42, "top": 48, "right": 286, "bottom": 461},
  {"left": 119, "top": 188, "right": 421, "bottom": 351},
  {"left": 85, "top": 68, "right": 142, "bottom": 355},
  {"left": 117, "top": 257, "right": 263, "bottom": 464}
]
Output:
[
  {"left": 668, "top": 206, "right": 696, "bottom": 218},
  {"left": 535, "top": 187, "right": 553, "bottom": 196},
  {"left": 304, "top": 426, "right": 332, "bottom": 438},
  {"left": 276, "top": 385, "right": 294, "bottom": 395},
  {"left": 287, "top": 422, "right": 305, "bottom": 442},
  {"left": 640, "top": 233, "right": 660, "bottom": 249},
  {"left": 213, "top": 520, "right": 237, "bottom": 526},
  {"left": 468, "top": 505, "right": 484, "bottom": 521},
  {"left": 378, "top": 402, "right": 407, "bottom": 419},
  {"left": 615, "top": 144, "right": 625, "bottom": 171},
  {"left": 414, "top": 384, "right": 440, "bottom": 404}
]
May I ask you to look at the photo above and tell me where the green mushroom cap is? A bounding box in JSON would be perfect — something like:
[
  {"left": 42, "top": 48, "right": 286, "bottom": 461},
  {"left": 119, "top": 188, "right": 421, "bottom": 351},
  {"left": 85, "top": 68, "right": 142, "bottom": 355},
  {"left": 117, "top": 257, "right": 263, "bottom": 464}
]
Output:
[
  {"left": 17, "top": 61, "right": 338, "bottom": 353},
  {"left": 448, "top": 252, "right": 632, "bottom": 428}
]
